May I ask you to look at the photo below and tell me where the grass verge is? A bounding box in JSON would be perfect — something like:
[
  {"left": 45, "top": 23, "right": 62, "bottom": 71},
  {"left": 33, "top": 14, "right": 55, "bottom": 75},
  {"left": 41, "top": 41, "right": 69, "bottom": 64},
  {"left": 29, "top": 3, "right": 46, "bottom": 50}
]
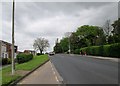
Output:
[{"left": 1, "top": 54, "right": 49, "bottom": 86}]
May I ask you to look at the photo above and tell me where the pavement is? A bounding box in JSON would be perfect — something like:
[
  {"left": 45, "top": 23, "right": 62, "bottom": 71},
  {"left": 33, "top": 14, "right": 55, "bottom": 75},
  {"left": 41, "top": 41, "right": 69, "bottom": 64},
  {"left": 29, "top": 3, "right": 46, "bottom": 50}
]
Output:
[
  {"left": 80, "top": 55, "right": 119, "bottom": 62},
  {"left": 17, "top": 61, "right": 61, "bottom": 84},
  {"left": 72, "top": 54, "right": 119, "bottom": 62},
  {"left": 50, "top": 54, "right": 118, "bottom": 84}
]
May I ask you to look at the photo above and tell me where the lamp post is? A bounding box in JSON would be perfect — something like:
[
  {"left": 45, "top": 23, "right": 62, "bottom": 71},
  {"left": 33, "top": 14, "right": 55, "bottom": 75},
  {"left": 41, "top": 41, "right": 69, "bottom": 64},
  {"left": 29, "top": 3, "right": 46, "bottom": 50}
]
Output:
[{"left": 12, "top": 0, "right": 15, "bottom": 75}]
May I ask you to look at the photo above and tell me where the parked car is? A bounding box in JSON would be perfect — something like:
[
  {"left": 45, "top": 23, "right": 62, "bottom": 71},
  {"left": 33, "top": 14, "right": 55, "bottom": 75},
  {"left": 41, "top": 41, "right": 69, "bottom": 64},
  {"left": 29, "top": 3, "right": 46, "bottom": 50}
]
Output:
[{"left": 49, "top": 52, "right": 55, "bottom": 55}]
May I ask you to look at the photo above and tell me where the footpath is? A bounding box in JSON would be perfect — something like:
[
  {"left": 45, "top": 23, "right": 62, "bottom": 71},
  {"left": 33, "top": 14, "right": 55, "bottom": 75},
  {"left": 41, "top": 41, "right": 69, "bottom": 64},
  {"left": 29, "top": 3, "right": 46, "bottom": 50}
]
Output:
[
  {"left": 17, "top": 61, "right": 62, "bottom": 84},
  {"left": 70, "top": 54, "right": 118, "bottom": 62},
  {"left": 86, "top": 55, "right": 118, "bottom": 62}
]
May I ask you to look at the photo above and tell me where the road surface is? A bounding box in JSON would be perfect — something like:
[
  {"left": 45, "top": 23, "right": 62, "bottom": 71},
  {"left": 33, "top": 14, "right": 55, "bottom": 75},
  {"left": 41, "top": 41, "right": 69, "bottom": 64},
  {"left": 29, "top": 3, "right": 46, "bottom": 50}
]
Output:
[{"left": 50, "top": 54, "right": 118, "bottom": 84}]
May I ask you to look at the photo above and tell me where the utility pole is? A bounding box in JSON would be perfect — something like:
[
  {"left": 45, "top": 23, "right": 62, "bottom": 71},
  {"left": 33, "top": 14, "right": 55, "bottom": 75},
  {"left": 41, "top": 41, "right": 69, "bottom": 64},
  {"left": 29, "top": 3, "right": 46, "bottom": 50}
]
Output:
[{"left": 12, "top": 0, "right": 15, "bottom": 75}]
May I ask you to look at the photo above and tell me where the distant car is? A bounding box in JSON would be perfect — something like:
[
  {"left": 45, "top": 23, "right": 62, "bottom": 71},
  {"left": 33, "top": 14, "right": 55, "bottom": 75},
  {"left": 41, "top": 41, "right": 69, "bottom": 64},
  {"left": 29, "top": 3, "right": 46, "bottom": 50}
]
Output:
[{"left": 49, "top": 52, "right": 55, "bottom": 55}]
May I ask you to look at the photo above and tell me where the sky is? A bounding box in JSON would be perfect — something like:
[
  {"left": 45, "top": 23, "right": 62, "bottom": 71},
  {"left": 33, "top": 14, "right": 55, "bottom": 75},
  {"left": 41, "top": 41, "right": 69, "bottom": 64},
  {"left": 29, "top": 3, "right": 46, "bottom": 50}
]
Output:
[{"left": 1, "top": 0, "right": 119, "bottom": 52}]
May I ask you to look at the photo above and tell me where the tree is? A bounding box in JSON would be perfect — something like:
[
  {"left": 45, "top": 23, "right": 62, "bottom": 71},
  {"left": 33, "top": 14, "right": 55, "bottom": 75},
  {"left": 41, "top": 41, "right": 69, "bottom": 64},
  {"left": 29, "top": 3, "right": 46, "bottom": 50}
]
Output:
[
  {"left": 54, "top": 37, "right": 69, "bottom": 53},
  {"left": 76, "top": 25, "right": 106, "bottom": 46},
  {"left": 33, "top": 38, "right": 49, "bottom": 54},
  {"left": 107, "top": 18, "right": 120, "bottom": 43},
  {"left": 69, "top": 33, "right": 81, "bottom": 53},
  {"left": 103, "top": 20, "right": 112, "bottom": 36},
  {"left": 112, "top": 18, "right": 120, "bottom": 35},
  {"left": 54, "top": 43, "right": 62, "bottom": 53},
  {"left": 60, "top": 37, "right": 69, "bottom": 53}
]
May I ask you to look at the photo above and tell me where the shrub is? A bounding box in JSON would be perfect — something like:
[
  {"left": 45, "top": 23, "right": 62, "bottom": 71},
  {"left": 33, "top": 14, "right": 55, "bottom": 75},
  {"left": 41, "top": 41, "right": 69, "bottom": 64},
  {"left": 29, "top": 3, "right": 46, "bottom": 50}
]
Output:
[
  {"left": 7, "top": 58, "right": 11, "bottom": 64},
  {"left": 109, "top": 43, "right": 120, "bottom": 57},
  {"left": 80, "top": 43, "right": 120, "bottom": 58},
  {"left": 102, "top": 45, "right": 110, "bottom": 56},
  {"left": 1, "top": 58, "right": 11, "bottom": 65},
  {"left": 37, "top": 53, "right": 44, "bottom": 56},
  {"left": 17, "top": 53, "right": 33, "bottom": 64},
  {"left": 74, "top": 49, "right": 80, "bottom": 54},
  {"left": 2, "top": 58, "right": 8, "bottom": 65}
]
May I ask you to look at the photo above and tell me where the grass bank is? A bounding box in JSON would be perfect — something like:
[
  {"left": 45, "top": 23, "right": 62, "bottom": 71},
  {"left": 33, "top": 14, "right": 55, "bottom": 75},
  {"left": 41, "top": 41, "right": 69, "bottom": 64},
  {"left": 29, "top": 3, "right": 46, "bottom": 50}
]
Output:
[{"left": 1, "top": 55, "right": 49, "bottom": 86}]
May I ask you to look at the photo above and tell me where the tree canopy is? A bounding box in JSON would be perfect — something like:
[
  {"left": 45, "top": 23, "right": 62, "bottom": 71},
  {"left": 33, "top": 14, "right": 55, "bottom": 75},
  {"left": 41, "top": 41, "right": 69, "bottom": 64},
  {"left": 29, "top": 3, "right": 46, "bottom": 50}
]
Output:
[
  {"left": 54, "top": 19, "right": 120, "bottom": 54},
  {"left": 33, "top": 38, "right": 49, "bottom": 54}
]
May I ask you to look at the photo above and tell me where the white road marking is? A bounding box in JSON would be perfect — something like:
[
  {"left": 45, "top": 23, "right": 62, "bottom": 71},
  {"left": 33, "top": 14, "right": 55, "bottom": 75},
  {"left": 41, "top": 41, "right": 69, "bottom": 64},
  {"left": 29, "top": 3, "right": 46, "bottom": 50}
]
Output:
[
  {"left": 55, "top": 76, "right": 59, "bottom": 82},
  {"left": 50, "top": 62, "right": 59, "bottom": 83},
  {"left": 53, "top": 71, "right": 56, "bottom": 75}
]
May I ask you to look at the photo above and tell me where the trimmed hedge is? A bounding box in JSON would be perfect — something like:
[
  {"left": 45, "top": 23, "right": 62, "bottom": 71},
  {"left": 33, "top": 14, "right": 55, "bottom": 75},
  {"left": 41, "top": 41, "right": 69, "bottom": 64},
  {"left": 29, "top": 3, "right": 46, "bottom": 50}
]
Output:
[
  {"left": 74, "top": 49, "right": 81, "bottom": 54},
  {"left": 75, "top": 43, "right": 120, "bottom": 58},
  {"left": 37, "top": 53, "right": 44, "bottom": 56},
  {"left": 16, "top": 53, "right": 33, "bottom": 64}
]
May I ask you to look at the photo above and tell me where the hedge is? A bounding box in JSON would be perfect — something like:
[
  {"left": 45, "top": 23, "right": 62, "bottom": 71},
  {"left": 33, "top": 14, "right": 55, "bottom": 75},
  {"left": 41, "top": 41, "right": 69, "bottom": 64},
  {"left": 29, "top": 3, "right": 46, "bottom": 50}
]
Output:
[
  {"left": 37, "top": 53, "right": 44, "bottom": 56},
  {"left": 16, "top": 53, "right": 33, "bottom": 64},
  {"left": 2, "top": 58, "right": 11, "bottom": 65},
  {"left": 75, "top": 43, "right": 120, "bottom": 58}
]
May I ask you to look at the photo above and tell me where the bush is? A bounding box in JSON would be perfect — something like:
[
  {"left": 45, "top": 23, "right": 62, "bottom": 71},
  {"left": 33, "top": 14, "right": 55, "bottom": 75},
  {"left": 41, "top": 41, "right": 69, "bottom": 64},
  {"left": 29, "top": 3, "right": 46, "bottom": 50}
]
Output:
[
  {"left": 74, "top": 49, "right": 80, "bottom": 54},
  {"left": 17, "top": 53, "right": 33, "bottom": 64},
  {"left": 37, "top": 53, "right": 44, "bottom": 56},
  {"left": 7, "top": 58, "right": 11, "bottom": 64},
  {"left": 2, "top": 58, "right": 8, "bottom": 65},
  {"left": 109, "top": 43, "right": 120, "bottom": 57},
  {"left": 79, "top": 43, "right": 120, "bottom": 58},
  {"left": 2, "top": 58, "right": 11, "bottom": 65}
]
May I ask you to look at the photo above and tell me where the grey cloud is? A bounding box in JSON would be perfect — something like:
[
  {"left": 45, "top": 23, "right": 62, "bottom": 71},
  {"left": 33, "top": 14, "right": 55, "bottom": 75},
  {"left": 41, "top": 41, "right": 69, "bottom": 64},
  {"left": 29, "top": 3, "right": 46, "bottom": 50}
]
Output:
[{"left": 2, "top": 2, "right": 118, "bottom": 52}]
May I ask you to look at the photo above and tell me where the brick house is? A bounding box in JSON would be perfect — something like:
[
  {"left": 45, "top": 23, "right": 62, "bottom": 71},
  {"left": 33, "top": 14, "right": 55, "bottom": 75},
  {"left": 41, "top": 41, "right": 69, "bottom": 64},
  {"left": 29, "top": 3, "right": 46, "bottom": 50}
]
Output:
[
  {"left": 24, "top": 50, "right": 36, "bottom": 56},
  {"left": 0, "top": 40, "right": 18, "bottom": 58}
]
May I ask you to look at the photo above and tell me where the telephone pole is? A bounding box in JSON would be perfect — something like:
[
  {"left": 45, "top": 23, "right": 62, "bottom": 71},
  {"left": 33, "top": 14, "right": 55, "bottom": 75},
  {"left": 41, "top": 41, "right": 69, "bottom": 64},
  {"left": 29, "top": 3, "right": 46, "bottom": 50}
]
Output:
[{"left": 12, "top": 0, "right": 15, "bottom": 75}]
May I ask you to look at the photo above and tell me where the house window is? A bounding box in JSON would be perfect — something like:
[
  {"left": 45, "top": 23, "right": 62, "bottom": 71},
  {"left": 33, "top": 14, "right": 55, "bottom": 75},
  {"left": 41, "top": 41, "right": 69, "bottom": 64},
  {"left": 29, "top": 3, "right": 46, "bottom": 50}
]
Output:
[{"left": 5, "top": 54, "right": 7, "bottom": 58}]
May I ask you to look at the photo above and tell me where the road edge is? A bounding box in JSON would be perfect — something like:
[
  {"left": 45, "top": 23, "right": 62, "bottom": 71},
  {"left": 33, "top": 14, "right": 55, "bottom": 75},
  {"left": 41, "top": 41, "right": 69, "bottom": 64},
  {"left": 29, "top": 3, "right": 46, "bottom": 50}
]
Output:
[
  {"left": 50, "top": 60, "right": 64, "bottom": 85},
  {"left": 69, "top": 54, "right": 119, "bottom": 62}
]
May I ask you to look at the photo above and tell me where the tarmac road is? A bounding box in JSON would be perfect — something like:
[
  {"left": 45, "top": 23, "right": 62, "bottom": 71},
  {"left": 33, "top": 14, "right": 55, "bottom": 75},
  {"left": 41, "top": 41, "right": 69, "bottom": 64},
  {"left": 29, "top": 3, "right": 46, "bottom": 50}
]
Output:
[{"left": 50, "top": 54, "right": 118, "bottom": 84}]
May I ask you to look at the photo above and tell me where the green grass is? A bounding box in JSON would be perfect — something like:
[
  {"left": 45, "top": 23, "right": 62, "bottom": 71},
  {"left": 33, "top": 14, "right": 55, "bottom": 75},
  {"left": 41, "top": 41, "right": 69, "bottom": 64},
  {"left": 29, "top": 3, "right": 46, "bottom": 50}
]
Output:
[
  {"left": 16, "top": 55, "right": 49, "bottom": 70},
  {"left": 1, "top": 55, "right": 49, "bottom": 86}
]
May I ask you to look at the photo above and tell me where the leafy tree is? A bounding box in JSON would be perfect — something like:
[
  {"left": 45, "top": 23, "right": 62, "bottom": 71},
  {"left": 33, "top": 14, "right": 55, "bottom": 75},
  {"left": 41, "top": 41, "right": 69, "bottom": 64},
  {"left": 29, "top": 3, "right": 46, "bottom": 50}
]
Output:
[
  {"left": 69, "top": 33, "right": 80, "bottom": 53},
  {"left": 76, "top": 25, "right": 106, "bottom": 46},
  {"left": 60, "top": 37, "right": 69, "bottom": 53},
  {"left": 54, "top": 25, "right": 106, "bottom": 53},
  {"left": 109, "top": 18, "right": 120, "bottom": 43},
  {"left": 54, "top": 43, "right": 62, "bottom": 53},
  {"left": 112, "top": 18, "right": 120, "bottom": 35}
]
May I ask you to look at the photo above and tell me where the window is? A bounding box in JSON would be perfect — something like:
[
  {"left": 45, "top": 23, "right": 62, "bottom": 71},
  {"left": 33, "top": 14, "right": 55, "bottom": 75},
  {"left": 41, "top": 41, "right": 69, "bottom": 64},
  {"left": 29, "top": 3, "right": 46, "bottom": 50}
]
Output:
[{"left": 5, "top": 54, "right": 7, "bottom": 58}]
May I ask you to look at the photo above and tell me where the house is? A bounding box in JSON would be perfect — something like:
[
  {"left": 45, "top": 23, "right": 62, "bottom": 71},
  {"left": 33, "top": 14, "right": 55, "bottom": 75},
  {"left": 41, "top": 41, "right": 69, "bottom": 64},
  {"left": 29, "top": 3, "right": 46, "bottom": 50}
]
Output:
[
  {"left": 24, "top": 50, "right": 36, "bottom": 56},
  {"left": 17, "top": 51, "right": 23, "bottom": 54},
  {"left": 0, "top": 40, "right": 18, "bottom": 58}
]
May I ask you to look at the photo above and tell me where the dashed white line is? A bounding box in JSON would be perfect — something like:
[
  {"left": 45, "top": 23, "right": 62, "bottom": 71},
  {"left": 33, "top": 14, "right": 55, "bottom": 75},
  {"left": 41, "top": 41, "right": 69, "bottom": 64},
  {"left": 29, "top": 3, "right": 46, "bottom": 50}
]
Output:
[
  {"left": 53, "top": 71, "right": 56, "bottom": 75},
  {"left": 55, "top": 76, "right": 59, "bottom": 82},
  {"left": 50, "top": 62, "right": 59, "bottom": 83}
]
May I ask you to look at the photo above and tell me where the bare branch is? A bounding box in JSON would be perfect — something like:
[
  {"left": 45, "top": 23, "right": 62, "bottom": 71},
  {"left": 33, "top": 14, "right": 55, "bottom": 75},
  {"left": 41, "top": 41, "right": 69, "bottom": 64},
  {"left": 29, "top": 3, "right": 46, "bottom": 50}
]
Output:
[{"left": 33, "top": 37, "right": 49, "bottom": 54}]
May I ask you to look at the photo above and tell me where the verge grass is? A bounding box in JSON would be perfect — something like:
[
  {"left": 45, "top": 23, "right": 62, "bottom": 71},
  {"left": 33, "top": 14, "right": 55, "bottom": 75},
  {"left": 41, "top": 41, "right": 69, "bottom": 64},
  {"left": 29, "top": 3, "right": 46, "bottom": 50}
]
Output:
[{"left": 2, "top": 55, "right": 49, "bottom": 86}]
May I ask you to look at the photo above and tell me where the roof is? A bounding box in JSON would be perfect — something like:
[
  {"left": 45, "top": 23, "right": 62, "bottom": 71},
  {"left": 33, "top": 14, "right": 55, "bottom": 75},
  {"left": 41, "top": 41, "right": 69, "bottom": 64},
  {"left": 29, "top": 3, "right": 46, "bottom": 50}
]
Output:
[{"left": 0, "top": 40, "right": 17, "bottom": 47}]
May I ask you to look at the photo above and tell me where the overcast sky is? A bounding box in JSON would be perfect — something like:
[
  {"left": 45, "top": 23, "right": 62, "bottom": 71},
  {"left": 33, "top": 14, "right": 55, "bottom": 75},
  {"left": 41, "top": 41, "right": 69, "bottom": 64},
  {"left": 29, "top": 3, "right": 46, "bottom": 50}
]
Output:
[{"left": 1, "top": 1, "right": 118, "bottom": 52}]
